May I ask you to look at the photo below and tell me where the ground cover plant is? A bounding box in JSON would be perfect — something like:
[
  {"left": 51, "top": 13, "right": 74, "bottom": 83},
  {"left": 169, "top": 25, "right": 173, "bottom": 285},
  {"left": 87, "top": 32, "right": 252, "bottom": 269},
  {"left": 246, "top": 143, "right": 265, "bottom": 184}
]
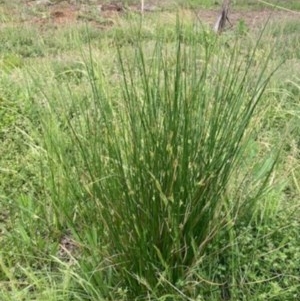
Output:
[{"left": 0, "top": 1, "right": 300, "bottom": 300}]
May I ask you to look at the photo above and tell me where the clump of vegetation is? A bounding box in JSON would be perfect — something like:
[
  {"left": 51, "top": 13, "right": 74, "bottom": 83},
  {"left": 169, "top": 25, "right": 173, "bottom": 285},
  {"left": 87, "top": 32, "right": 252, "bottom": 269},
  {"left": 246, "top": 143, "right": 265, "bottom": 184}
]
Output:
[{"left": 0, "top": 1, "right": 299, "bottom": 301}]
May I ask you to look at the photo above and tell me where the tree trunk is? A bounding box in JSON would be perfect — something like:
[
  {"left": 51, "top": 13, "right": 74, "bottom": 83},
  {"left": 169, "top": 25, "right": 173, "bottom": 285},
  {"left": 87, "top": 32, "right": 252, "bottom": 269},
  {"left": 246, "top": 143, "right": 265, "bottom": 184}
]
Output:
[{"left": 214, "top": 0, "right": 231, "bottom": 33}]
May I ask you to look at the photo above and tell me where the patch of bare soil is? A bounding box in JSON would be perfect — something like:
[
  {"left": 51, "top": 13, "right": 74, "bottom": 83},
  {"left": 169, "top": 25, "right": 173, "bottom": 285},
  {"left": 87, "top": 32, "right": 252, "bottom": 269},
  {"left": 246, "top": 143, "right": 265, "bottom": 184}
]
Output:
[
  {"left": 23, "top": 1, "right": 78, "bottom": 26},
  {"left": 9, "top": 1, "right": 300, "bottom": 30},
  {"left": 197, "top": 8, "right": 300, "bottom": 29},
  {"left": 49, "top": 6, "right": 77, "bottom": 24}
]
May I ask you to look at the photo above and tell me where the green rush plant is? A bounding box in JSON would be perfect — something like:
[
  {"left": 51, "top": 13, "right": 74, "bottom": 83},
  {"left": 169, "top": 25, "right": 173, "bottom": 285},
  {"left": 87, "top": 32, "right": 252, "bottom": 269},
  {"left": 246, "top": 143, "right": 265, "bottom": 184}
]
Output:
[{"left": 38, "top": 20, "right": 279, "bottom": 299}]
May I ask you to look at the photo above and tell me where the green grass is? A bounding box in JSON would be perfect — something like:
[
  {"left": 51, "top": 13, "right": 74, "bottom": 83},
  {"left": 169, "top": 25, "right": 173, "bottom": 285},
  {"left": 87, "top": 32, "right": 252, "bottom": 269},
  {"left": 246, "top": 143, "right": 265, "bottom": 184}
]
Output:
[
  {"left": 0, "top": 2, "right": 300, "bottom": 300},
  {"left": 154, "top": 0, "right": 300, "bottom": 10},
  {"left": 241, "top": 0, "right": 300, "bottom": 11}
]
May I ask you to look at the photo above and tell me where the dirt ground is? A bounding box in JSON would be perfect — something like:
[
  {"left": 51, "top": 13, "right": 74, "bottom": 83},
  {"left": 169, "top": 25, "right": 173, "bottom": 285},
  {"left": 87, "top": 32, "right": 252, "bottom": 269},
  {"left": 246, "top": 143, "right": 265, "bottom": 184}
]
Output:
[{"left": 8, "top": 1, "right": 300, "bottom": 30}]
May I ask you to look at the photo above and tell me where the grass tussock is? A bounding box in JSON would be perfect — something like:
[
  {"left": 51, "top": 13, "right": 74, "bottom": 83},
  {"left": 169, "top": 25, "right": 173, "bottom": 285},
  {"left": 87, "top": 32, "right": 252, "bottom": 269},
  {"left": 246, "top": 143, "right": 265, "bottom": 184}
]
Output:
[{"left": 0, "top": 5, "right": 300, "bottom": 301}]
